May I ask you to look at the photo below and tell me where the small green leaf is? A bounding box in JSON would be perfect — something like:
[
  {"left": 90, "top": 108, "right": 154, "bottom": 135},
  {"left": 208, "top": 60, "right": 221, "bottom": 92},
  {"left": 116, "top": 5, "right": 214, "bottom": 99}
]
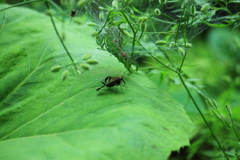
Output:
[
  {"left": 130, "top": 9, "right": 134, "bottom": 15},
  {"left": 112, "top": 0, "right": 118, "bottom": 9},
  {"left": 86, "top": 22, "right": 96, "bottom": 26},
  {"left": 139, "top": 16, "right": 148, "bottom": 23},
  {"left": 226, "top": 105, "right": 232, "bottom": 118},
  {"left": 122, "top": 30, "right": 131, "bottom": 38},
  {"left": 211, "top": 99, "right": 218, "bottom": 108},
  {"left": 99, "top": 6, "right": 105, "bottom": 10},
  {"left": 178, "top": 47, "right": 185, "bottom": 56},
  {"left": 86, "top": 59, "right": 99, "bottom": 65},
  {"left": 51, "top": 65, "right": 61, "bottom": 72},
  {"left": 154, "top": 8, "right": 161, "bottom": 16},
  {"left": 82, "top": 54, "right": 92, "bottom": 60},
  {"left": 140, "top": 22, "right": 147, "bottom": 32},
  {"left": 62, "top": 70, "right": 69, "bottom": 81},
  {"left": 77, "top": 0, "right": 88, "bottom": 7},
  {"left": 205, "top": 98, "right": 218, "bottom": 109},
  {"left": 190, "top": 5, "right": 196, "bottom": 16},
  {"left": 45, "top": 9, "right": 54, "bottom": 16},
  {"left": 91, "top": 32, "right": 99, "bottom": 37},
  {"left": 155, "top": 40, "right": 166, "bottom": 45},
  {"left": 99, "top": 11, "right": 104, "bottom": 21},
  {"left": 80, "top": 63, "right": 90, "bottom": 70},
  {"left": 201, "top": 21, "right": 229, "bottom": 28},
  {"left": 201, "top": 3, "right": 210, "bottom": 13},
  {"left": 159, "top": 0, "right": 166, "bottom": 5},
  {"left": 169, "top": 42, "right": 175, "bottom": 47},
  {"left": 77, "top": 69, "right": 82, "bottom": 74},
  {"left": 184, "top": 43, "right": 193, "bottom": 48}
]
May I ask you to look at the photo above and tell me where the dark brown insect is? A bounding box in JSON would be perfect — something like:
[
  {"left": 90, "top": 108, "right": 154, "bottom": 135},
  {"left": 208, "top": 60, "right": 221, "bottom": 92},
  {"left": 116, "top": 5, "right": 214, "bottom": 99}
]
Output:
[
  {"left": 120, "top": 51, "right": 128, "bottom": 60},
  {"left": 70, "top": 10, "right": 77, "bottom": 17},
  {"left": 96, "top": 76, "right": 126, "bottom": 91}
]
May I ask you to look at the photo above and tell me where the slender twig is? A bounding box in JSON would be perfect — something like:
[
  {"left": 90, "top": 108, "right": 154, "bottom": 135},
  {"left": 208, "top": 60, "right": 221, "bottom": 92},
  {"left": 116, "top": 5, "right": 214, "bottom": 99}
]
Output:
[
  {"left": 45, "top": 0, "right": 78, "bottom": 73},
  {"left": 98, "top": 10, "right": 113, "bottom": 34},
  {"left": 175, "top": 6, "right": 186, "bottom": 44},
  {"left": 0, "top": 6, "right": 7, "bottom": 34},
  {"left": 232, "top": 125, "right": 240, "bottom": 141},
  {"left": 228, "top": 113, "right": 240, "bottom": 141},
  {"left": 179, "top": 50, "right": 187, "bottom": 71},
  {"left": 120, "top": 10, "right": 136, "bottom": 59},
  {"left": 178, "top": 75, "right": 229, "bottom": 160},
  {"left": 0, "top": 0, "right": 43, "bottom": 12},
  {"left": 136, "top": 40, "right": 177, "bottom": 73},
  {"left": 170, "top": 8, "right": 229, "bottom": 158}
]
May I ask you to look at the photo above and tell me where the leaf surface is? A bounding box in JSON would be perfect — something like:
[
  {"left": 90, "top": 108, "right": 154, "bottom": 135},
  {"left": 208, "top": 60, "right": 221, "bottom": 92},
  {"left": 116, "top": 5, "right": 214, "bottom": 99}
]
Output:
[{"left": 0, "top": 4, "right": 194, "bottom": 160}]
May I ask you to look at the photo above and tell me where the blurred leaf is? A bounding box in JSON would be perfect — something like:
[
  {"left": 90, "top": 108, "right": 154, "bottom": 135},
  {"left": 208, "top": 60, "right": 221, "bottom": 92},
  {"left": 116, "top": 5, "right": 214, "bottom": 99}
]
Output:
[
  {"left": 201, "top": 20, "right": 230, "bottom": 28},
  {"left": 0, "top": 4, "right": 194, "bottom": 160}
]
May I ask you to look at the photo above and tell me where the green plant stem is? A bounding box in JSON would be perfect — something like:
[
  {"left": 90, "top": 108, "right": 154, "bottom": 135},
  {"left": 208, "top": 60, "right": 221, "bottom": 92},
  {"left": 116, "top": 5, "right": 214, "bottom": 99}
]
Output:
[
  {"left": 0, "top": 7, "right": 6, "bottom": 34},
  {"left": 229, "top": 116, "right": 240, "bottom": 141},
  {"left": 179, "top": 50, "right": 187, "bottom": 71},
  {"left": 48, "top": 0, "right": 62, "bottom": 12},
  {"left": 120, "top": 10, "right": 136, "bottom": 59},
  {"left": 136, "top": 40, "right": 177, "bottom": 73},
  {"left": 175, "top": 6, "right": 185, "bottom": 44},
  {"left": 231, "top": 125, "right": 240, "bottom": 141},
  {"left": 178, "top": 75, "right": 229, "bottom": 160},
  {"left": 98, "top": 10, "right": 113, "bottom": 34},
  {"left": 0, "top": 0, "right": 43, "bottom": 12},
  {"left": 45, "top": 1, "right": 78, "bottom": 73}
]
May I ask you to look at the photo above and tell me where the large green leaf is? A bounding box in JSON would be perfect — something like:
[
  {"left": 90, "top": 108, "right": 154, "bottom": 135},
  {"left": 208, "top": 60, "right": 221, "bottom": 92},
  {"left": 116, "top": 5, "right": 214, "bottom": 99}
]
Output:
[{"left": 0, "top": 4, "right": 194, "bottom": 160}]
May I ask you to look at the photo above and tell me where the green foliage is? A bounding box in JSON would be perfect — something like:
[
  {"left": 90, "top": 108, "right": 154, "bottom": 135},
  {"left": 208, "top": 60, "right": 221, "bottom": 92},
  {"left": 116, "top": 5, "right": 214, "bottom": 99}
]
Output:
[
  {"left": 0, "top": 0, "right": 239, "bottom": 159},
  {"left": 0, "top": 3, "right": 194, "bottom": 160},
  {"left": 188, "top": 105, "right": 240, "bottom": 160},
  {"left": 166, "top": 27, "right": 240, "bottom": 159},
  {"left": 84, "top": 0, "right": 239, "bottom": 73},
  {"left": 88, "top": 1, "right": 240, "bottom": 159}
]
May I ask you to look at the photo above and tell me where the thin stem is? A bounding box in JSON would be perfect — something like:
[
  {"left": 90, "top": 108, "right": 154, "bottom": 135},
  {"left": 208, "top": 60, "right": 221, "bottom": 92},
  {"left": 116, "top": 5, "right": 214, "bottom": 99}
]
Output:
[
  {"left": 48, "top": 0, "right": 63, "bottom": 12},
  {"left": 98, "top": 10, "right": 113, "bottom": 34},
  {"left": 45, "top": 1, "right": 78, "bottom": 73},
  {"left": 120, "top": 10, "right": 136, "bottom": 59},
  {"left": 175, "top": 6, "right": 185, "bottom": 44},
  {"left": 178, "top": 75, "right": 229, "bottom": 160},
  {"left": 136, "top": 40, "right": 177, "bottom": 73},
  {"left": 179, "top": 50, "right": 187, "bottom": 71},
  {"left": 143, "top": 12, "right": 155, "bottom": 34},
  {"left": 158, "top": 47, "right": 175, "bottom": 68},
  {"left": 232, "top": 126, "right": 240, "bottom": 141},
  {"left": 229, "top": 115, "right": 240, "bottom": 141},
  {"left": 0, "top": 6, "right": 7, "bottom": 34},
  {"left": 0, "top": 0, "right": 43, "bottom": 12},
  {"left": 183, "top": 20, "right": 187, "bottom": 44}
]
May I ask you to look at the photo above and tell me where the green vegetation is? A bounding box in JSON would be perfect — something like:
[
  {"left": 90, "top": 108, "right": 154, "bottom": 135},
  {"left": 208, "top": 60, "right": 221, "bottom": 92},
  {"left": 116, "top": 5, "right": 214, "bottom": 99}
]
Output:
[{"left": 0, "top": 0, "right": 239, "bottom": 159}]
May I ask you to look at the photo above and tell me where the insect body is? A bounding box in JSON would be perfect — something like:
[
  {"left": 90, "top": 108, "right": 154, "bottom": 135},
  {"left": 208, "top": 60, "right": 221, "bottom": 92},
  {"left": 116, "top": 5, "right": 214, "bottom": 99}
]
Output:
[
  {"left": 96, "top": 76, "right": 126, "bottom": 91},
  {"left": 70, "top": 10, "right": 77, "bottom": 23},
  {"left": 70, "top": 10, "right": 77, "bottom": 17}
]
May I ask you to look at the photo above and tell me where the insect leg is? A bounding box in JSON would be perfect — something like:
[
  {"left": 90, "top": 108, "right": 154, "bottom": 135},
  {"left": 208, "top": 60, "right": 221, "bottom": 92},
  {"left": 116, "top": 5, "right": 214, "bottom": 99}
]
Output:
[
  {"left": 120, "top": 84, "right": 124, "bottom": 94},
  {"left": 96, "top": 85, "right": 104, "bottom": 91},
  {"left": 121, "top": 78, "right": 126, "bottom": 84},
  {"left": 115, "top": 86, "right": 118, "bottom": 94},
  {"left": 97, "top": 82, "right": 106, "bottom": 91}
]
